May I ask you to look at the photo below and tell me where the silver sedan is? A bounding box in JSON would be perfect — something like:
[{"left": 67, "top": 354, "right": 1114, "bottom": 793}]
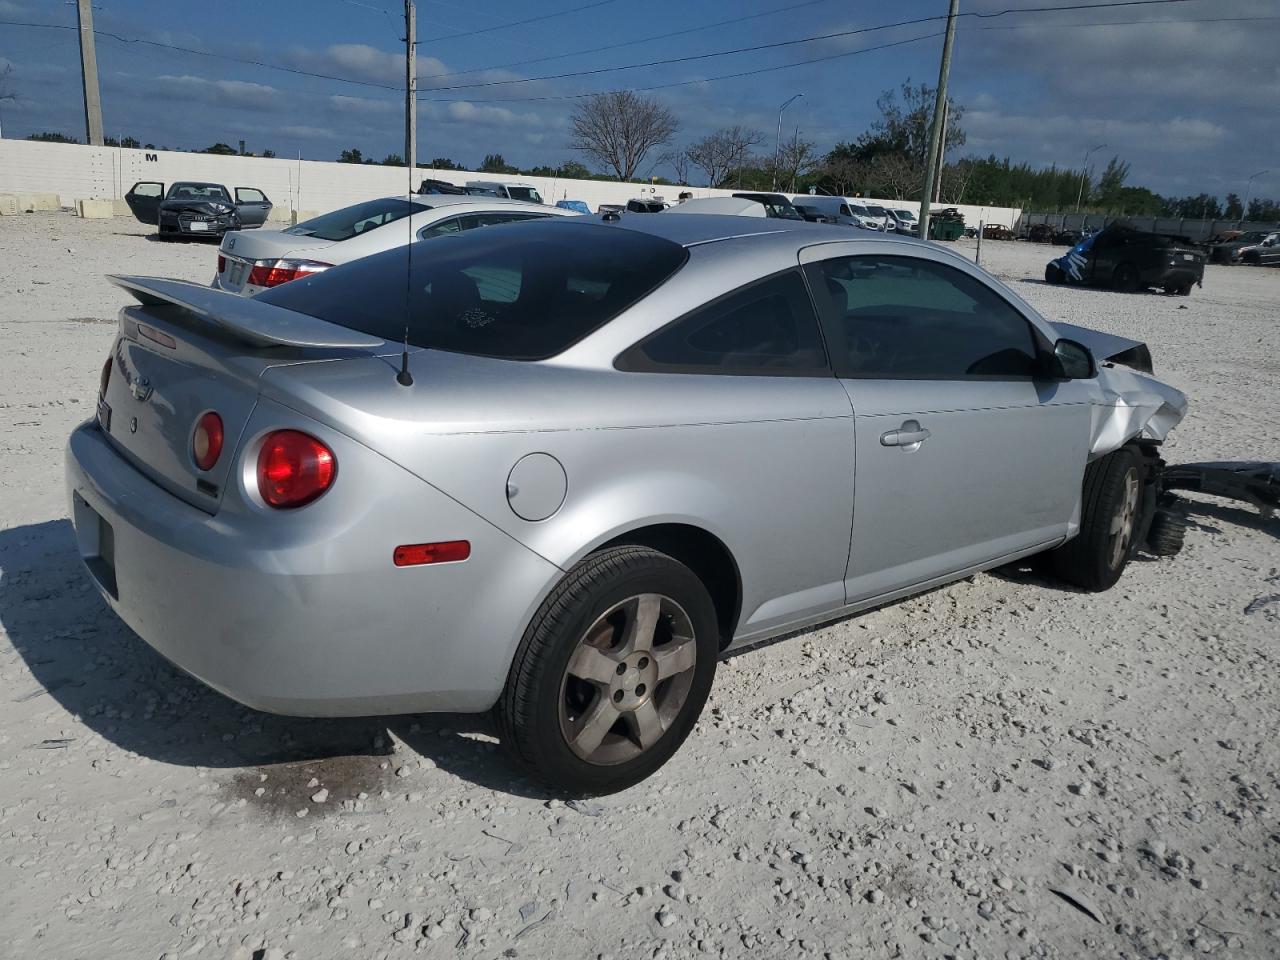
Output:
[{"left": 66, "top": 215, "right": 1186, "bottom": 794}]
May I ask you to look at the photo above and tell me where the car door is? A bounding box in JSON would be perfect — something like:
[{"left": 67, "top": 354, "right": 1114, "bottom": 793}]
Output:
[
  {"left": 1263, "top": 234, "right": 1280, "bottom": 265},
  {"left": 124, "top": 181, "right": 164, "bottom": 225},
  {"left": 801, "top": 245, "right": 1095, "bottom": 605},
  {"left": 233, "top": 187, "right": 272, "bottom": 227},
  {"left": 615, "top": 268, "right": 856, "bottom": 640}
]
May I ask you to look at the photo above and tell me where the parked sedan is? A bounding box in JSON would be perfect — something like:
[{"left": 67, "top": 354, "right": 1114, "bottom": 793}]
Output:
[
  {"left": 213, "top": 194, "right": 572, "bottom": 296},
  {"left": 69, "top": 215, "right": 1187, "bottom": 794},
  {"left": 1045, "top": 224, "right": 1205, "bottom": 294},
  {"left": 125, "top": 180, "right": 272, "bottom": 240}
]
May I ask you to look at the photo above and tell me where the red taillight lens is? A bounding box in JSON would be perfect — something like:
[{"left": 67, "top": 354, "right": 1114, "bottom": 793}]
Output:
[
  {"left": 247, "top": 259, "right": 332, "bottom": 288},
  {"left": 393, "top": 541, "right": 471, "bottom": 567},
  {"left": 217, "top": 254, "right": 226, "bottom": 274},
  {"left": 192, "top": 411, "right": 224, "bottom": 471},
  {"left": 256, "top": 430, "right": 336, "bottom": 508},
  {"left": 99, "top": 355, "right": 112, "bottom": 397}
]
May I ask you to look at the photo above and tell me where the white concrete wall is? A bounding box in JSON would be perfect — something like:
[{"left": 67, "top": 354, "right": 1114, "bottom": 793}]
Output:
[{"left": 0, "top": 139, "right": 1021, "bottom": 226}]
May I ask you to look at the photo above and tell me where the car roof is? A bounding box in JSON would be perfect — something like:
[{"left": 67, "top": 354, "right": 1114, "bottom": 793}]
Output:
[
  {"left": 170, "top": 181, "right": 226, "bottom": 189},
  {"left": 571, "top": 211, "right": 934, "bottom": 252},
  {"left": 399, "top": 193, "right": 553, "bottom": 210}
]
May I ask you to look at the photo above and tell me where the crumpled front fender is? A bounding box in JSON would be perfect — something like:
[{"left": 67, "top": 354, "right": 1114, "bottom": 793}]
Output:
[{"left": 1087, "top": 365, "right": 1188, "bottom": 458}]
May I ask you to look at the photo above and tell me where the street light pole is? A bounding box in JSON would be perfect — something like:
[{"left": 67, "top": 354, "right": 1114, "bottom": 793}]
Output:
[
  {"left": 772, "top": 94, "right": 803, "bottom": 192},
  {"left": 1074, "top": 142, "right": 1106, "bottom": 212},
  {"left": 1241, "top": 169, "right": 1269, "bottom": 223}
]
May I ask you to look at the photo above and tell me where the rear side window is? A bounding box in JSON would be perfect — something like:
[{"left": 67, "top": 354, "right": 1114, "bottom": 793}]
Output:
[
  {"left": 617, "top": 270, "right": 829, "bottom": 376},
  {"left": 806, "top": 255, "right": 1039, "bottom": 380},
  {"left": 289, "top": 198, "right": 429, "bottom": 242},
  {"left": 235, "top": 188, "right": 267, "bottom": 203},
  {"left": 262, "top": 220, "right": 688, "bottom": 361}
]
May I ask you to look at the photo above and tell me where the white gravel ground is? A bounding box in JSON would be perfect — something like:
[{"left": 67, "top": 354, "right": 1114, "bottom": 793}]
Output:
[{"left": 1, "top": 213, "right": 1278, "bottom": 960}]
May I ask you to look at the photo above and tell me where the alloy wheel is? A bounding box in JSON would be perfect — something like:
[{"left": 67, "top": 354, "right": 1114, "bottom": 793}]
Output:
[
  {"left": 1107, "top": 468, "right": 1140, "bottom": 568},
  {"left": 558, "top": 593, "right": 698, "bottom": 765}
]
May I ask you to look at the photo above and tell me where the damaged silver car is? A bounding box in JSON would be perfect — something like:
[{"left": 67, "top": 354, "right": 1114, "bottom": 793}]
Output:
[{"left": 67, "top": 215, "right": 1190, "bottom": 794}]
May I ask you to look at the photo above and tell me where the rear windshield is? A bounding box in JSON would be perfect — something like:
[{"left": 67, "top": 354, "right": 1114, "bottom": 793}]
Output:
[
  {"left": 261, "top": 220, "right": 689, "bottom": 360},
  {"left": 287, "top": 198, "right": 430, "bottom": 242},
  {"left": 506, "top": 186, "right": 543, "bottom": 204},
  {"left": 167, "top": 183, "right": 230, "bottom": 202}
]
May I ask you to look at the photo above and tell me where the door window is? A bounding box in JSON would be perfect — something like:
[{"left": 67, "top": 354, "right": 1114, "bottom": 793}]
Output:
[
  {"left": 235, "top": 187, "right": 267, "bottom": 203},
  {"left": 419, "top": 216, "right": 465, "bottom": 239},
  {"left": 130, "top": 182, "right": 163, "bottom": 198},
  {"left": 617, "top": 270, "right": 829, "bottom": 376},
  {"left": 806, "top": 255, "right": 1040, "bottom": 380}
]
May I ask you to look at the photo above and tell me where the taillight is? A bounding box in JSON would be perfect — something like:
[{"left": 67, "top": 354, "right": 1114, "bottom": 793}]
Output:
[
  {"left": 217, "top": 254, "right": 226, "bottom": 274},
  {"left": 256, "top": 430, "right": 336, "bottom": 508},
  {"left": 247, "top": 259, "right": 332, "bottom": 288},
  {"left": 99, "top": 355, "right": 112, "bottom": 397},
  {"left": 193, "top": 411, "right": 224, "bottom": 471}
]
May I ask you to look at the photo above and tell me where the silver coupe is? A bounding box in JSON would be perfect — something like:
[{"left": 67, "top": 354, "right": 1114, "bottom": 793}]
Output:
[{"left": 66, "top": 215, "right": 1187, "bottom": 793}]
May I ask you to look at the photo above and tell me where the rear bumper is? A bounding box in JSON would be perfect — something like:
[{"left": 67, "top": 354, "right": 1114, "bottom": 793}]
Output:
[{"left": 64, "top": 414, "right": 561, "bottom": 716}]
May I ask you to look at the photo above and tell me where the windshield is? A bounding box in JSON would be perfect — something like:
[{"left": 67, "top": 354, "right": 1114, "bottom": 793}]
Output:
[
  {"left": 261, "top": 220, "right": 689, "bottom": 361},
  {"left": 286, "top": 198, "right": 429, "bottom": 242},
  {"left": 507, "top": 186, "right": 543, "bottom": 204},
  {"left": 167, "top": 183, "right": 230, "bottom": 202},
  {"left": 893, "top": 209, "right": 916, "bottom": 220},
  {"left": 865, "top": 205, "right": 888, "bottom": 216}
]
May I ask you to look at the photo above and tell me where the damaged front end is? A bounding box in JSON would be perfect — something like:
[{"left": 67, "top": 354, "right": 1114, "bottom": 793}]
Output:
[{"left": 1056, "top": 322, "right": 1188, "bottom": 459}]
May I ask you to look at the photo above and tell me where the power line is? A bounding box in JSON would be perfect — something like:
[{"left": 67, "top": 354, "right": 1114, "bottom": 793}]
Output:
[
  {"left": 417, "top": 0, "right": 838, "bottom": 80},
  {"left": 407, "top": 0, "right": 1198, "bottom": 95},
  {"left": 0, "top": 0, "right": 1255, "bottom": 102},
  {"left": 418, "top": 0, "right": 624, "bottom": 44}
]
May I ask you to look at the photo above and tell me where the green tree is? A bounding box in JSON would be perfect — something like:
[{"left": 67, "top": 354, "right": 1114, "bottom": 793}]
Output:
[
  {"left": 380, "top": 153, "right": 405, "bottom": 166},
  {"left": 203, "top": 142, "right": 237, "bottom": 155},
  {"left": 26, "top": 131, "right": 79, "bottom": 143},
  {"left": 338, "top": 147, "right": 364, "bottom": 164},
  {"left": 261, "top": 148, "right": 276, "bottom": 158},
  {"left": 428, "top": 156, "right": 460, "bottom": 170},
  {"left": 481, "top": 153, "right": 512, "bottom": 173}
]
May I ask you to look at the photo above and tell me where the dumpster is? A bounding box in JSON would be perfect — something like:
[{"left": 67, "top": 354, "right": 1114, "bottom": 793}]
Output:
[{"left": 929, "top": 210, "right": 965, "bottom": 241}]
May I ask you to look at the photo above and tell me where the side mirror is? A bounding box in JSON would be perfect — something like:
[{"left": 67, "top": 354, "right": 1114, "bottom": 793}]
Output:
[{"left": 1046, "top": 338, "right": 1096, "bottom": 380}]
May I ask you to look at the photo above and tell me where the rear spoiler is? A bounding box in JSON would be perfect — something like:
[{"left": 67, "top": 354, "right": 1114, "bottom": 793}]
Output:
[{"left": 108, "top": 275, "right": 385, "bottom": 350}]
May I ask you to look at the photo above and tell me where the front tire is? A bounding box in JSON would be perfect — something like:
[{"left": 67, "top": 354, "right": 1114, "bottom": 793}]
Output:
[
  {"left": 1045, "top": 263, "right": 1065, "bottom": 284},
  {"left": 495, "top": 546, "right": 718, "bottom": 795},
  {"left": 1050, "top": 448, "right": 1144, "bottom": 591}
]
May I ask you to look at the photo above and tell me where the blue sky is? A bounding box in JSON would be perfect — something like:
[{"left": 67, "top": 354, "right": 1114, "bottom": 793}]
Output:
[{"left": 1, "top": 0, "right": 1277, "bottom": 201}]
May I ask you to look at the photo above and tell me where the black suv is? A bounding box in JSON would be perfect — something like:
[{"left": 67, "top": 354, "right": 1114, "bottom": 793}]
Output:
[
  {"left": 1045, "top": 224, "right": 1205, "bottom": 295},
  {"left": 731, "top": 192, "right": 805, "bottom": 220}
]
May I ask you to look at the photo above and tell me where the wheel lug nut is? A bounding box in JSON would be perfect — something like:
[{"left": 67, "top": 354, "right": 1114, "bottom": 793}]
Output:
[
  {"left": 635, "top": 683, "right": 646, "bottom": 696},
  {"left": 615, "top": 663, "right": 626, "bottom": 676},
  {"left": 637, "top": 657, "right": 649, "bottom": 669},
  {"left": 612, "top": 689, "right": 624, "bottom": 703}
]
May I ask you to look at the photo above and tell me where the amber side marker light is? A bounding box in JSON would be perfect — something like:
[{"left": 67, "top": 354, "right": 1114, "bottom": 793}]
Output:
[{"left": 393, "top": 541, "right": 471, "bottom": 567}]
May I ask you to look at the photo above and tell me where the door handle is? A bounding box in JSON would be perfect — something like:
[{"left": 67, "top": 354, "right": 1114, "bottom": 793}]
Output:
[{"left": 880, "top": 420, "right": 931, "bottom": 448}]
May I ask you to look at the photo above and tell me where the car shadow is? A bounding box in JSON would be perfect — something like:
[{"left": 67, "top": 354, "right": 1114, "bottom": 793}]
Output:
[{"left": 0, "top": 519, "right": 558, "bottom": 803}]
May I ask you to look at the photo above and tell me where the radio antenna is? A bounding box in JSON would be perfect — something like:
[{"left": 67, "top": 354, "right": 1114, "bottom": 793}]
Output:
[{"left": 396, "top": 0, "right": 416, "bottom": 388}]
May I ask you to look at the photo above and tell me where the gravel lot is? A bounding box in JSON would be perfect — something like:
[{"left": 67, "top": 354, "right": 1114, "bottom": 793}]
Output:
[{"left": 1, "top": 213, "right": 1278, "bottom": 960}]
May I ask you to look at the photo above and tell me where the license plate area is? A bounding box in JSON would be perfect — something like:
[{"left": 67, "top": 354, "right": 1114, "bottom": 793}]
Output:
[
  {"left": 96, "top": 395, "right": 112, "bottom": 432},
  {"left": 187, "top": 221, "right": 209, "bottom": 232},
  {"left": 73, "top": 493, "right": 118, "bottom": 599}
]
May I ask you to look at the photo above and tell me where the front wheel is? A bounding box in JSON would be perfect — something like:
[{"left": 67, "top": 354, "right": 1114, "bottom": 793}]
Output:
[
  {"left": 1045, "top": 263, "right": 1065, "bottom": 284},
  {"left": 495, "top": 546, "right": 719, "bottom": 795},
  {"left": 1049, "top": 447, "right": 1144, "bottom": 591}
]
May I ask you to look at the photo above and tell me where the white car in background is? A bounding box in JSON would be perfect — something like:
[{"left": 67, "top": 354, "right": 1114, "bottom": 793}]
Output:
[
  {"left": 214, "top": 195, "right": 571, "bottom": 296},
  {"left": 843, "top": 201, "right": 887, "bottom": 231}
]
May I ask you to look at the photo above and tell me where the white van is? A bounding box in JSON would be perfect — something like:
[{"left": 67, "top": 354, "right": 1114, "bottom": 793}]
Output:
[
  {"left": 795, "top": 195, "right": 881, "bottom": 230},
  {"left": 465, "top": 180, "right": 544, "bottom": 204}
]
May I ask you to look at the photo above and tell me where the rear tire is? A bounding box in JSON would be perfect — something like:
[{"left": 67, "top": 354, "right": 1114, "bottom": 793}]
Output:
[
  {"left": 1113, "top": 262, "right": 1141, "bottom": 292},
  {"left": 1050, "top": 448, "right": 1144, "bottom": 591},
  {"left": 495, "top": 546, "right": 718, "bottom": 795}
]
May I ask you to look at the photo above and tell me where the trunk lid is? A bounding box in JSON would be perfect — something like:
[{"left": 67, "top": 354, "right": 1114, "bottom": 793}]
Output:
[
  {"left": 99, "top": 277, "right": 385, "bottom": 513},
  {"left": 217, "top": 229, "right": 337, "bottom": 293}
]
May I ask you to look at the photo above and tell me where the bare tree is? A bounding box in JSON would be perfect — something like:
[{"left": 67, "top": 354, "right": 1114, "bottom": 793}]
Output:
[
  {"left": 569, "top": 91, "right": 678, "bottom": 182},
  {"left": 773, "top": 133, "right": 817, "bottom": 193},
  {"left": 662, "top": 148, "right": 692, "bottom": 186},
  {"left": 686, "top": 125, "right": 762, "bottom": 187}
]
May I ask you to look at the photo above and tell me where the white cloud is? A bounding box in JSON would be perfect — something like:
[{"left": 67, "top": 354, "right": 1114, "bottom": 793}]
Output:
[{"left": 153, "top": 75, "right": 281, "bottom": 110}]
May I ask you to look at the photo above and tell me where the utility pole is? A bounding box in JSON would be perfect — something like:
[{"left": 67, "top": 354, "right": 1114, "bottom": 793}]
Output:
[
  {"left": 931, "top": 100, "right": 948, "bottom": 204},
  {"left": 1074, "top": 142, "right": 1106, "bottom": 212},
  {"left": 404, "top": 0, "right": 417, "bottom": 177},
  {"left": 75, "top": 0, "right": 104, "bottom": 146},
  {"left": 917, "top": 0, "right": 958, "bottom": 243}
]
